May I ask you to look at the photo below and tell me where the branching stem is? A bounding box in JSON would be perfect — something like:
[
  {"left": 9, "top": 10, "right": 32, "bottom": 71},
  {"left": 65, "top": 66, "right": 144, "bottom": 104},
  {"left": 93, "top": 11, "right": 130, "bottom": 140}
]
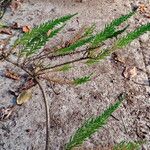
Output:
[{"left": 2, "top": 56, "right": 50, "bottom": 150}]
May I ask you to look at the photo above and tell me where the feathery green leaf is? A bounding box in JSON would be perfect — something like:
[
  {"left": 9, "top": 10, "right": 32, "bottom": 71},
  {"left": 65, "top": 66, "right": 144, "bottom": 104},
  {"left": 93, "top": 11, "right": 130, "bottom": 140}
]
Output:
[
  {"left": 115, "top": 23, "right": 150, "bottom": 48},
  {"left": 57, "top": 64, "right": 72, "bottom": 72},
  {"left": 21, "top": 25, "right": 65, "bottom": 56},
  {"left": 107, "top": 24, "right": 129, "bottom": 39},
  {"left": 14, "top": 14, "right": 77, "bottom": 56},
  {"left": 113, "top": 141, "right": 144, "bottom": 150},
  {"left": 86, "top": 49, "right": 111, "bottom": 65},
  {"left": 83, "top": 24, "right": 96, "bottom": 37},
  {"left": 56, "top": 36, "right": 95, "bottom": 55},
  {"left": 65, "top": 94, "right": 126, "bottom": 150},
  {"left": 92, "top": 11, "right": 135, "bottom": 47},
  {"left": 15, "top": 14, "right": 77, "bottom": 46},
  {"left": 73, "top": 74, "right": 92, "bottom": 85}
]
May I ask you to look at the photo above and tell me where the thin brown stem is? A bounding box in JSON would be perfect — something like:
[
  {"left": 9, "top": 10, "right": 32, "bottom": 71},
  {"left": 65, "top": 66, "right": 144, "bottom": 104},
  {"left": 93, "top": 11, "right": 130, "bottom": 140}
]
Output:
[
  {"left": 37, "top": 56, "right": 89, "bottom": 76},
  {"left": 35, "top": 78, "right": 50, "bottom": 150},
  {"left": 4, "top": 56, "right": 33, "bottom": 76},
  {"left": 3, "top": 56, "right": 50, "bottom": 150}
]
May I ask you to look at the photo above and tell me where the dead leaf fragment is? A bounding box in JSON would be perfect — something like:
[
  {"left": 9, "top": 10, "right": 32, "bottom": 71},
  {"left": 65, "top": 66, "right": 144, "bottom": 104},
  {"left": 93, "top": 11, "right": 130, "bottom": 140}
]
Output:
[
  {"left": 123, "top": 66, "right": 137, "bottom": 79},
  {"left": 113, "top": 53, "right": 125, "bottom": 64},
  {"left": 47, "top": 29, "right": 52, "bottom": 36},
  {"left": 17, "top": 89, "right": 32, "bottom": 105},
  {"left": 22, "top": 25, "right": 31, "bottom": 33},
  {"left": 0, "top": 106, "right": 15, "bottom": 121},
  {"left": 139, "top": 4, "right": 147, "bottom": 13},
  {"left": 20, "top": 78, "right": 36, "bottom": 91},
  {"left": 0, "top": 28, "right": 12, "bottom": 35},
  {"left": 11, "top": 22, "right": 20, "bottom": 29},
  {"left": 5, "top": 69, "right": 20, "bottom": 80},
  {"left": 10, "top": 0, "right": 22, "bottom": 12}
]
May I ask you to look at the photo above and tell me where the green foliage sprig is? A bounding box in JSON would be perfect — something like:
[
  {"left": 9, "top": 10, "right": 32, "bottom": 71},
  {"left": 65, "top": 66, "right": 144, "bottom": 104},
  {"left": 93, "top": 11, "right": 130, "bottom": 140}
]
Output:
[
  {"left": 113, "top": 141, "right": 145, "bottom": 150},
  {"left": 65, "top": 94, "right": 126, "bottom": 150},
  {"left": 15, "top": 14, "right": 77, "bottom": 56},
  {"left": 73, "top": 74, "right": 93, "bottom": 85},
  {"left": 91, "top": 11, "right": 135, "bottom": 47},
  {"left": 115, "top": 23, "right": 150, "bottom": 48},
  {"left": 1, "top": 9, "right": 150, "bottom": 150}
]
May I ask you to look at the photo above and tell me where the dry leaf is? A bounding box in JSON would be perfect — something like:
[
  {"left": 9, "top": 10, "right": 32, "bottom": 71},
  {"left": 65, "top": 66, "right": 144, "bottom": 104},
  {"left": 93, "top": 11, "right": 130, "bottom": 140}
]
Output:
[
  {"left": 11, "top": 22, "right": 20, "bottom": 29},
  {"left": 20, "top": 78, "right": 36, "bottom": 91},
  {"left": 0, "top": 106, "right": 15, "bottom": 121},
  {"left": 47, "top": 29, "right": 52, "bottom": 36},
  {"left": 0, "top": 28, "right": 12, "bottom": 35},
  {"left": 5, "top": 69, "right": 20, "bottom": 80},
  {"left": 10, "top": 0, "right": 22, "bottom": 12},
  {"left": 113, "top": 53, "right": 125, "bottom": 64},
  {"left": 139, "top": 4, "right": 147, "bottom": 13},
  {"left": 123, "top": 66, "right": 137, "bottom": 79},
  {"left": 17, "top": 89, "right": 32, "bottom": 105},
  {"left": 22, "top": 25, "right": 31, "bottom": 33}
]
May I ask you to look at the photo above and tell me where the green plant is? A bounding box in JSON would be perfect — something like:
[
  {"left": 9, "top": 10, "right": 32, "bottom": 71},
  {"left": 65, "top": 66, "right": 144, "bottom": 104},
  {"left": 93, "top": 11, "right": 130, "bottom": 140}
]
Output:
[
  {"left": 0, "top": 9, "right": 150, "bottom": 150},
  {"left": 65, "top": 94, "right": 125, "bottom": 150},
  {"left": 113, "top": 141, "right": 145, "bottom": 150}
]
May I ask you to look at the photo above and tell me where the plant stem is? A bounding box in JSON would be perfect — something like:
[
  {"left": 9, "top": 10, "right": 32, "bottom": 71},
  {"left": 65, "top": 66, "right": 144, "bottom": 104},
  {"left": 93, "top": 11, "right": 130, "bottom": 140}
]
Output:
[
  {"left": 37, "top": 56, "right": 89, "bottom": 75},
  {"left": 35, "top": 77, "right": 50, "bottom": 150},
  {"left": 4, "top": 57, "right": 33, "bottom": 76},
  {"left": 3, "top": 56, "right": 50, "bottom": 150}
]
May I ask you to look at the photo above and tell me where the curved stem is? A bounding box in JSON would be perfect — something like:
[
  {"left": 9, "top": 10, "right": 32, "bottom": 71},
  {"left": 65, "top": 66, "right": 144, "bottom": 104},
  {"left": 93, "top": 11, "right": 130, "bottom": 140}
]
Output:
[
  {"left": 35, "top": 78, "right": 50, "bottom": 150},
  {"left": 4, "top": 57, "right": 33, "bottom": 76},
  {"left": 3, "top": 57, "right": 50, "bottom": 150}
]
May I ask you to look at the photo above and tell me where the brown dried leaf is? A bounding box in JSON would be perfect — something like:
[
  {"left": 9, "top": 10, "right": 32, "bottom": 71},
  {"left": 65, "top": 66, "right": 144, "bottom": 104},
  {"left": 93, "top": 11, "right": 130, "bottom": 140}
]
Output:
[
  {"left": 17, "top": 89, "right": 32, "bottom": 105},
  {"left": 139, "top": 4, "right": 147, "bottom": 13},
  {"left": 123, "top": 66, "right": 137, "bottom": 79},
  {"left": 5, "top": 69, "right": 20, "bottom": 80},
  {"left": 20, "top": 78, "right": 36, "bottom": 91},
  {"left": 22, "top": 25, "right": 31, "bottom": 33},
  {"left": 10, "top": 0, "right": 22, "bottom": 12},
  {"left": 47, "top": 29, "right": 52, "bottom": 36},
  {"left": 0, "top": 106, "right": 15, "bottom": 121},
  {"left": 113, "top": 53, "right": 125, "bottom": 64},
  {"left": 0, "top": 28, "right": 12, "bottom": 35},
  {"left": 11, "top": 22, "right": 20, "bottom": 29}
]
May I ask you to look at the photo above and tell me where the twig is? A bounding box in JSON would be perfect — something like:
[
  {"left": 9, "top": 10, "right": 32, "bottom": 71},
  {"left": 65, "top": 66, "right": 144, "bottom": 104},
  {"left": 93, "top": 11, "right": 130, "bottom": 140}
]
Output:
[
  {"left": 3, "top": 56, "right": 50, "bottom": 150},
  {"left": 35, "top": 77, "right": 50, "bottom": 150},
  {"left": 37, "top": 56, "right": 89, "bottom": 75},
  {"left": 4, "top": 57, "right": 32, "bottom": 76}
]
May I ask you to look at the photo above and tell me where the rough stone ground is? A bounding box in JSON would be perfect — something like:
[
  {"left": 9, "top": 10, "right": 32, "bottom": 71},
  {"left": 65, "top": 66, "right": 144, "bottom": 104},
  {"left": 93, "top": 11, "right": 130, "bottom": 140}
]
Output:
[{"left": 0, "top": 0, "right": 150, "bottom": 150}]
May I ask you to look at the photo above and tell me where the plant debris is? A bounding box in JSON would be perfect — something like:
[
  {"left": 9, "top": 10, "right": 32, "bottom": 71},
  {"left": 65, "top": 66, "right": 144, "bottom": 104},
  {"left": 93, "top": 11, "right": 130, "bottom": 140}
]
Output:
[
  {"left": 0, "top": 106, "right": 15, "bottom": 121},
  {"left": 0, "top": 28, "right": 12, "bottom": 35},
  {"left": 139, "top": 4, "right": 147, "bottom": 13},
  {"left": 20, "top": 78, "right": 36, "bottom": 91},
  {"left": 5, "top": 69, "right": 20, "bottom": 80},
  {"left": 10, "top": 0, "right": 22, "bottom": 12},
  {"left": 47, "top": 29, "right": 52, "bottom": 36},
  {"left": 22, "top": 25, "right": 31, "bottom": 33},
  {"left": 123, "top": 66, "right": 137, "bottom": 79},
  {"left": 17, "top": 89, "right": 32, "bottom": 105},
  {"left": 113, "top": 52, "right": 126, "bottom": 64}
]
